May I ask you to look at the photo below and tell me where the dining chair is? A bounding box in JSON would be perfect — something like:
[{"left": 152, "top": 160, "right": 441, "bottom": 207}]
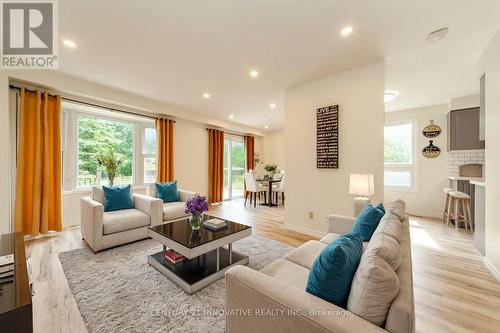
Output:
[
  {"left": 272, "top": 173, "right": 285, "bottom": 205},
  {"left": 244, "top": 172, "right": 268, "bottom": 207}
]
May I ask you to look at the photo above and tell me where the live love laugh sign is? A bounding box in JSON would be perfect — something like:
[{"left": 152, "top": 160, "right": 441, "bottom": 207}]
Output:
[{"left": 316, "top": 105, "right": 339, "bottom": 169}]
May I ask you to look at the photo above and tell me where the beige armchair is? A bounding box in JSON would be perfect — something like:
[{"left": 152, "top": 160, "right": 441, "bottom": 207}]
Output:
[
  {"left": 147, "top": 184, "right": 199, "bottom": 223},
  {"left": 80, "top": 187, "right": 163, "bottom": 253}
]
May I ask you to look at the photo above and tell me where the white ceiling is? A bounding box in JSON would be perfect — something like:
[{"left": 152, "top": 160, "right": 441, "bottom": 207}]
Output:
[{"left": 58, "top": 0, "right": 500, "bottom": 129}]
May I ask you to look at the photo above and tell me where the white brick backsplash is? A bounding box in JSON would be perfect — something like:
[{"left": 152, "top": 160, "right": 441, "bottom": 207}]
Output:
[{"left": 448, "top": 149, "right": 484, "bottom": 176}]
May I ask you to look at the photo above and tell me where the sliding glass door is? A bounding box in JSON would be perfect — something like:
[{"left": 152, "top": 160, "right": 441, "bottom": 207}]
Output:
[{"left": 223, "top": 137, "right": 245, "bottom": 200}]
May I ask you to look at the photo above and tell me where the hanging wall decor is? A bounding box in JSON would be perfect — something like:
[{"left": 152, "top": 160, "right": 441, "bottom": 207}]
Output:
[
  {"left": 422, "top": 140, "right": 441, "bottom": 158},
  {"left": 422, "top": 120, "right": 441, "bottom": 138},
  {"left": 316, "top": 105, "right": 339, "bottom": 168}
]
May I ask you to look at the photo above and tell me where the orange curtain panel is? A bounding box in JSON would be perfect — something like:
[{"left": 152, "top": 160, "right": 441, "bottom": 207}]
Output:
[
  {"left": 244, "top": 135, "right": 255, "bottom": 171},
  {"left": 156, "top": 118, "right": 174, "bottom": 182},
  {"left": 208, "top": 129, "right": 224, "bottom": 204},
  {"left": 14, "top": 88, "right": 62, "bottom": 236}
]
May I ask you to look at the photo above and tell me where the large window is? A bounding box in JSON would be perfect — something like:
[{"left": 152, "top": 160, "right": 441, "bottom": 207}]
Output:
[
  {"left": 61, "top": 101, "right": 156, "bottom": 190},
  {"left": 77, "top": 115, "right": 134, "bottom": 187},
  {"left": 384, "top": 122, "right": 417, "bottom": 191},
  {"left": 223, "top": 137, "right": 245, "bottom": 200},
  {"left": 142, "top": 126, "right": 157, "bottom": 184}
]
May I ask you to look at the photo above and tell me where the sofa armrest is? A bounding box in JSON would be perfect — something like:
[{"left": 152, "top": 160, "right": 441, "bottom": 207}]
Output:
[
  {"left": 226, "top": 265, "right": 386, "bottom": 333},
  {"left": 80, "top": 196, "right": 104, "bottom": 252},
  {"left": 327, "top": 215, "right": 356, "bottom": 234},
  {"left": 133, "top": 193, "right": 163, "bottom": 226},
  {"left": 178, "top": 189, "right": 198, "bottom": 202}
]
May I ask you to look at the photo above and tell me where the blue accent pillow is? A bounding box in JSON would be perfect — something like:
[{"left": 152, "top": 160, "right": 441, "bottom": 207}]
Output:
[
  {"left": 102, "top": 185, "right": 133, "bottom": 212},
  {"left": 155, "top": 181, "right": 179, "bottom": 203},
  {"left": 351, "top": 204, "right": 385, "bottom": 241},
  {"left": 306, "top": 233, "right": 363, "bottom": 306},
  {"left": 376, "top": 202, "right": 385, "bottom": 214}
]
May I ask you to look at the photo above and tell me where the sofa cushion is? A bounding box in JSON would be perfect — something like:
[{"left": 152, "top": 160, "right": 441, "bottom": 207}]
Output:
[
  {"left": 320, "top": 233, "right": 370, "bottom": 252},
  {"left": 284, "top": 240, "right": 326, "bottom": 270},
  {"left": 347, "top": 253, "right": 400, "bottom": 327},
  {"left": 91, "top": 186, "right": 104, "bottom": 204},
  {"left": 376, "top": 202, "right": 385, "bottom": 213},
  {"left": 375, "top": 214, "right": 402, "bottom": 242},
  {"left": 102, "top": 185, "right": 133, "bottom": 212},
  {"left": 102, "top": 209, "right": 150, "bottom": 235},
  {"left": 260, "top": 259, "right": 309, "bottom": 290},
  {"left": 351, "top": 204, "right": 385, "bottom": 241},
  {"left": 163, "top": 201, "right": 188, "bottom": 221},
  {"left": 319, "top": 233, "right": 341, "bottom": 244},
  {"left": 364, "top": 233, "right": 402, "bottom": 271},
  {"left": 156, "top": 181, "right": 180, "bottom": 203},
  {"left": 386, "top": 199, "right": 406, "bottom": 221},
  {"left": 306, "top": 233, "right": 363, "bottom": 306}
]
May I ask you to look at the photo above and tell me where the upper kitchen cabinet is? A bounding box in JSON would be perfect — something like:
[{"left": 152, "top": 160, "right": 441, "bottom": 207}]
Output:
[{"left": 448, "top": 107, "right": 485, "bottom": 150}]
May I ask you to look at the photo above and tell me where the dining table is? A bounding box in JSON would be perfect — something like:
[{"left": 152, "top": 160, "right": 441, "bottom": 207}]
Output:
[{"left": 256, "top": 177, "right": 282, "bottom": 207}]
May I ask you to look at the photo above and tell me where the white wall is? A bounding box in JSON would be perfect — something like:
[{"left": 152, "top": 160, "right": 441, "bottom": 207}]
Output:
[
  {"left": 285, "top": 61, "right": 385, "bottom": 234},
  {"left": 385, "top": 104, "right": 449, "bottom": 218},
  {"left": 480, "top": 29, "right": 500, "bottom": 277},
  {"left": 0, "top": 70, "right": 264, "bottom": 232},
  {"left": 449, "top": 94, "right": 480, "bottom": 110},
  {"left": 263, "top": 130, "right": 285, "bottom": 171}
]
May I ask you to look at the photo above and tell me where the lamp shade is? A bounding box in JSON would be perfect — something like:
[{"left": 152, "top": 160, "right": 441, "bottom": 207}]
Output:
[{"left": 349, "top": 174, "right": 375, "bottom": 197}]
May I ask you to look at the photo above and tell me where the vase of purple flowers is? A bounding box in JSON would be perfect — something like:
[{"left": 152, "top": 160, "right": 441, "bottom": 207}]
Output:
[{"left": 184, "top": 195, "right": 209, "bottom": 230}]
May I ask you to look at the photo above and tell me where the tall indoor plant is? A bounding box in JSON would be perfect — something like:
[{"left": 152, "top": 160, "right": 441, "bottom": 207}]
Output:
[{"left": 96, "top": 147, "right": 122, "bottom": 186}]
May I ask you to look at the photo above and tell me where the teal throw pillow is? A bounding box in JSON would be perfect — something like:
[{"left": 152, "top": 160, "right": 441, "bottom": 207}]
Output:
[
  {"left": 155, "top": 181, "right": 179, "bottom": 203},
  {"left": 351, "top": 204, "right": 385, "bottom": 241},
  {"left": 376, "top": 202, "right": 385, "bottom": 213},
  {"left": 306, "top": 233, "right": 363, "bottom": 306},
  {"left": 102, "top": 185, "right": 133, "bottom": 212}
]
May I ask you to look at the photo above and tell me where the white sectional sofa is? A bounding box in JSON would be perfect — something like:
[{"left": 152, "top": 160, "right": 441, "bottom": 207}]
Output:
[{"left": 225, "top": 200, "right": 414, "bottom": 333}]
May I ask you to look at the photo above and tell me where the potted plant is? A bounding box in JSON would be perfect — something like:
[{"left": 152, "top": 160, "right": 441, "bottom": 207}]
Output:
[
  {"left": 184, "top": 195, "right": 209, "bottom": 230},
  {"left": 96, "top": 147, "right": 122, "bottom": 186},
  {"left": 264, "top": 164, "right": 279, "bottom": 179},
  {"left": 253, "top": 153, "right": 263, "bottom": 172}
]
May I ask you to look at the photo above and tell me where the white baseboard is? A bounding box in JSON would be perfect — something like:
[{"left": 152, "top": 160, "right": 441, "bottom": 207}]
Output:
[
  {"left": 484, "top": 257, "right": 500, "bottom": 283},
  {"left": 406, "top": 209, "right": 442, "bottom": 219},
  {"left": 282, "top": 223, "right": 326, "bottom": 238}
]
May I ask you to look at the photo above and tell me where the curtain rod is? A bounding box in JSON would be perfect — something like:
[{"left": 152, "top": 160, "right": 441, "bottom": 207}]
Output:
[
  {"left": 206, "top": 127, "right": 248, "bottom": 138},
  {"left": 9, "top": 84, "right": 175, "bottom": 122}
]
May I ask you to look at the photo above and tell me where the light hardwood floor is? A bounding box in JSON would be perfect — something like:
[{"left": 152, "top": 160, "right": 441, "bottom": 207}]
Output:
[{"left": 25, "top": 199, "right": 500, "bottom": 333}]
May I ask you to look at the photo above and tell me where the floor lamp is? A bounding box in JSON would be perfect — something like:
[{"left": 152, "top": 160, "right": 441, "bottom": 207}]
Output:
[{"left": 349, "top": 174, "right": 374, "bottom": 216}]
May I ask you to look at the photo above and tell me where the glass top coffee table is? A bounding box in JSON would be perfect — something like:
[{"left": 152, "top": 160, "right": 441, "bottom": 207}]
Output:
[{"left": 148, "top": 214, "right": 252, "bottom": 294}]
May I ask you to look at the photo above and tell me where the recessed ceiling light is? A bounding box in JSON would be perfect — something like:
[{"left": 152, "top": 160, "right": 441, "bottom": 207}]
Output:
[
  {"left": 384, "top": 91, "right": 398, "bottom": 103},
  {"left": 249, "top": 70, "right": 259, "bottom": 78},
  {"left": 264, "top": 125, "right": 269, "bottom": 129},
  {"left": 340, "top": 26, "right": 353, "bottom": 37},
  {"left": 229, "top": 114, "right": 234, "bottom": 119},
  {"left": 63, "top": 39, "right": 77, "bottom": 48},
  {"left": 426, "top": 27, "right": 448, "bottom": 42},
  {"left": 203, "top": 93, "right": 211, "bottom": 99},
  {"left": 269, "top": 103, "right": 276, "bottom": 109}
]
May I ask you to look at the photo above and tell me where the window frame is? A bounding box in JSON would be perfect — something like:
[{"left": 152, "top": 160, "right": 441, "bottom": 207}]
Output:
[
  {"left": 61, "top": 101, "right": 155, "bottom": 191},
  {"left": 141, "top": 124, "right": 157, "bottom": 184},
  {"left": 384, "top": 119, "right": 419, "bottom": 192}
]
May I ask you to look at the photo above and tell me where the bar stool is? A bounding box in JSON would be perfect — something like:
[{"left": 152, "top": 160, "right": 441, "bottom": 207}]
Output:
[
  {"left": 442, "top": 188, "right": 452, "bottom": 223},
  {"left": 446, "top": 191, "right": 473, "bottom": 233}
]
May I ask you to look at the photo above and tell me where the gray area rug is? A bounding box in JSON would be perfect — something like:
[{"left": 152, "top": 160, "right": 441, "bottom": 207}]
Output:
[{"left": 58, "top": 235, "right": 293, "bottom": 333}]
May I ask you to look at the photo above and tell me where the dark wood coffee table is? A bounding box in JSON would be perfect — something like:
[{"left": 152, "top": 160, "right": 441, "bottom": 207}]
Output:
[{"left": 147, "top": 215, "right": 252, "bottom": 294}]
